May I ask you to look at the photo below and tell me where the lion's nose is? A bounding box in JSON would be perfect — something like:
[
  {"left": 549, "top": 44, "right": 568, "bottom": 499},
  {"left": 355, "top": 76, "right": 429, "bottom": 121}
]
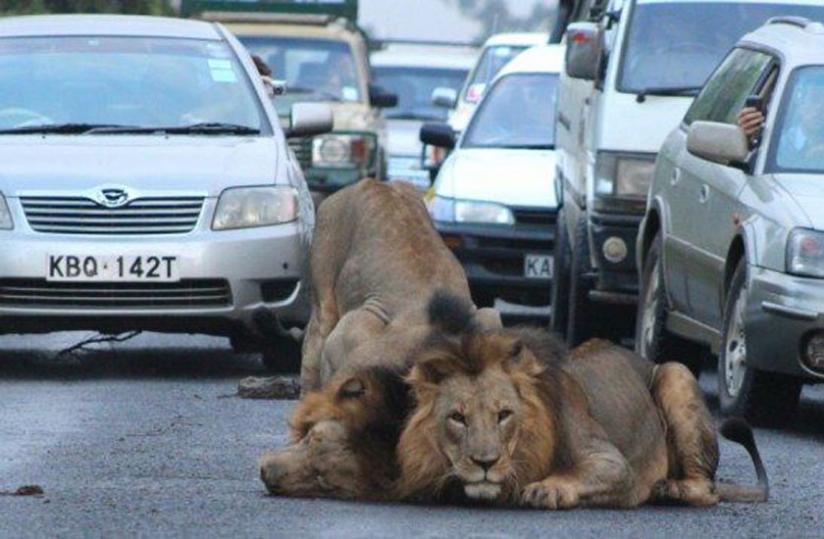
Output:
[{"left": 471, "top": 455, "right": 500, "bottom": 472}]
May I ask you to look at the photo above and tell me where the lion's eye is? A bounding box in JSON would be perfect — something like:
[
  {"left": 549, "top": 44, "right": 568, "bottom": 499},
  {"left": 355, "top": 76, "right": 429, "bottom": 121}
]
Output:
[
  {"left": 498, "top": 410, "right": 513, "bottom": 423},
  {"left": 448, "top": 411, "right": 467, "bottom": 425}
]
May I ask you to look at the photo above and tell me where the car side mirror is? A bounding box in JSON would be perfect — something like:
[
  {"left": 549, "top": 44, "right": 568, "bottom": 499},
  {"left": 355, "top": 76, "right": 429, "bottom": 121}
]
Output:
[
  {"left": 286, "top": 102, "right": 333, "bottom": 139},
  {"left": 431, "top": 87, "right": 458, "bottom": 109},
  {"left": 687, "top": 121, "right": 750, "bottom": 165},
  {"left": 369, "top": 84, "right": 398, "bottom": 108},
  {"left": 420, "top": 122, "right": 456, "bottom": 150},
  {"left": 565, "top": 22, "right": 601, "bottom": 80}
]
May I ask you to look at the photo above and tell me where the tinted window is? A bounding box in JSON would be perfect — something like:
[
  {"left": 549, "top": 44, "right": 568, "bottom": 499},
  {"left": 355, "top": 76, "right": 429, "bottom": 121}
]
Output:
[
  {"left": 769, "top": 66, "right": 824, "bottom": 174},
  {"left": 619, "top": 2, "right": 824, "bottom": 93},
  {"left": 0, "top": 36, "right": 264, "bottom": 132},
  {"left": 463, "top": 73, "right": 558, "bottom": 149},
  {"left": 240, "top": 36, "right": 361, "bottom": 114},
  {"left": 684, "top": 48, "right": 772, "bottom": 126},
  {"left": 373, "top": 66, "right": 468, "bottom": 121}
]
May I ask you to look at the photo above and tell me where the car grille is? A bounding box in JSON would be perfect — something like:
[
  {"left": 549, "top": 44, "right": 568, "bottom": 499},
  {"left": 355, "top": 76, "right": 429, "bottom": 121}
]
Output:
[
  {"left": 512, "top": 207, "right": 557, "bottom": 228},
  {"left": 0, "top": 279, "right": 232, "bottom": 309},
  {"left": 288, "top": 138, "right": 312, "bottom": 170},
  {"left": 20, "top": 196, "right": 205, "bottom": 235}
]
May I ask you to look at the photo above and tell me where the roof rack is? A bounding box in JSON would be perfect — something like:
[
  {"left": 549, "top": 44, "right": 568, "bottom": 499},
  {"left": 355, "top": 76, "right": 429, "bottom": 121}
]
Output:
[{"left": 767, "top": 16, "right": 813, "bottom": 29}]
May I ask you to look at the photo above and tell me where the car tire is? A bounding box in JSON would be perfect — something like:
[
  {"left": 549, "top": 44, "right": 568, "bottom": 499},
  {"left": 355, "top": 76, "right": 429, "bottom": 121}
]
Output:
[
  {"left": 566, "top": 215, "right": 597, "bottom": 347},
  {"left": 717, "top": 260, "right": 801, "bottom": 426},
  {"left": 261, "top": 336, "right": 303, "bottom": 374},
  {"left": 549, "top": 208, "right": 571, "bottom": 338},
  {"left": 635, "top": 232, "right": 703, "bottom": 378}
]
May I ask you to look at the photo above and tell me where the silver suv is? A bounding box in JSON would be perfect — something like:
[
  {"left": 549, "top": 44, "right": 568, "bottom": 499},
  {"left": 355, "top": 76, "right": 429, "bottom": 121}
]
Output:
[
  {"left": 636, "top": 17, "right": 824, "bottom": 425},
  {"left": 0, "top": 15, "right": 332, "bottom": 370}
]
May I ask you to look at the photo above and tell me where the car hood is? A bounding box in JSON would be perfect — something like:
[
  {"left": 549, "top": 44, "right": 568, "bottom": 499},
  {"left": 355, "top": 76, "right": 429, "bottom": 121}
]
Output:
[
  {"left": 435, "top": 148, "right": 558, "bottom": 208},
  {"left": 0, "top": 135, "right": 280, "bottom": 198},
  {"left": 385, "top": 118, "right": 424, "bottom": 157},
  {"left": 774, "top": 173, "right": 824, "bottom": 229}
]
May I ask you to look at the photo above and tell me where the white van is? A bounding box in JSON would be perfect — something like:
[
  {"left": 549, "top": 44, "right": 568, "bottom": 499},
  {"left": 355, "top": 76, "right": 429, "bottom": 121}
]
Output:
[{"left": 552, "top": 0, "right": 824, "bottom": 346}]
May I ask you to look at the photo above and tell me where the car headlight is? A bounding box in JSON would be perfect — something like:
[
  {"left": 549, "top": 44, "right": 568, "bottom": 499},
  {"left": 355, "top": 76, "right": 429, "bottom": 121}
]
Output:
[
  {"left": 787, "top": 228, "right": 824, "bottom": 278},
  {"left": 0, "top": 193, "right": 12, "bottom": 230},
  {"left": 427, "top": 196, "right": 514, "bottom": 225},
  {"left": 212, "top": 186, "right": 298, "bottom": 231},
  {"left": 311, "top": 133, "right": 376, "bottom": 169},
  {"left": 595, "top": 152, "right": 656, "bottom": 198}
]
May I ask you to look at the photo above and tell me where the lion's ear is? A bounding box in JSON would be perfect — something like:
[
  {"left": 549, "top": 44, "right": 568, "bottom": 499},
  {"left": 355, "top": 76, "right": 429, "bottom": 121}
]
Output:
[
  {"left": 509, "top": 343, "right": 545, "bottom": 379},
  {"left": 337, "top": 376, "right": 366, "bottom": 399},
  {"left": 407, "top": 356, "right": 455, "bottom": 390}
]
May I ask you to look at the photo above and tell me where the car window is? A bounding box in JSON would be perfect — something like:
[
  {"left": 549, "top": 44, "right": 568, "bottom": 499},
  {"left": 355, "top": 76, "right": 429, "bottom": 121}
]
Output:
[
  {"left": 240, "top": 36, "right": 361, "bottom": 115},
  {"left": 0, "top": 36, "right": 265, "bottom": 132},
  {"left": 373, "top": 66, "right": 468, "bottom": 122},
  {"left": 462, "top": 73, "right": 558, "bottom": 150},
  {"left": 463, "top": 45, "right": 528, "bottom": 103},
  {"left": 768, "top": 66, "right": 824, "bottom": 174},
  {"left": 618, "top": 1, "right": 824, "bottom": 94},
  {"left": 684, "top": 48, "right": 773, "bottom": 126}
]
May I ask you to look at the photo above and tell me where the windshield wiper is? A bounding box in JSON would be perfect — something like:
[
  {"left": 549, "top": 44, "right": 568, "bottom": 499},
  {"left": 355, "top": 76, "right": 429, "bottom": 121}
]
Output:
[
  {"left": 89, "top": 123, "right": 261, "bottom": 135},
  {"left": 0, "top": 123, "right": 133, "bottom": 135},
  {"left": 636, "top": 86, "right": 701, "bottom": 103},
  {"left": 386, "top": 112, "right": 443, "bottom": 121}
]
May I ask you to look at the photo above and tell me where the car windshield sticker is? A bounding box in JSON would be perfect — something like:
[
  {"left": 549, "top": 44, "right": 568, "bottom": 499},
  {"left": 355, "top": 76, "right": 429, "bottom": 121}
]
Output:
[{"left": 208, "top": 59, "right": 237, "bottom": 83}]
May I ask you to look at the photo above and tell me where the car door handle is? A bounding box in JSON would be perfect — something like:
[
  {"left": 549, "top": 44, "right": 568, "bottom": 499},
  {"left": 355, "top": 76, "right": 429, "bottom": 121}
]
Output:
[
  {"left": 671, "top": 168, "right": 681, "bottom": 185},
  {"left": 699, "top": 184, "right": 710, "bottom": 204}
]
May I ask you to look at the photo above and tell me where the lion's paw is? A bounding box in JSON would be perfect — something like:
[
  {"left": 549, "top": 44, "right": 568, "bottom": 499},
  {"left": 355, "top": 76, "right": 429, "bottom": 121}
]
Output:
[{"left": 522, "top": 479, "right": 580, "bottom": 510}]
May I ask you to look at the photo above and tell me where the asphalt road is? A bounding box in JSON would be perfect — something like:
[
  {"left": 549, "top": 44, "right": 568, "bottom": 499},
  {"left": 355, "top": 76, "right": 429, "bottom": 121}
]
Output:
[{"left": 1, "top": 331, "right": 823, "bottom": 538}]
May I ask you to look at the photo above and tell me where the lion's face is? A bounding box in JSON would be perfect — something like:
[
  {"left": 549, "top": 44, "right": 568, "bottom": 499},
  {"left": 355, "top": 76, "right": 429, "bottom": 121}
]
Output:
[
  {"left": 431, "top": 363, "right": 523, "bottom": 501},
  {"left": 398, "top": 329, "right": 558, "bottom": 504}
]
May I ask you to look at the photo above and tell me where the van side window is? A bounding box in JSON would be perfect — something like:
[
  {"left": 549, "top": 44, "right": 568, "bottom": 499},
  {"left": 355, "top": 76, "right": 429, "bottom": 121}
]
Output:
[{"left": 684, "top": 48, "right": 773, "bottom": 126}]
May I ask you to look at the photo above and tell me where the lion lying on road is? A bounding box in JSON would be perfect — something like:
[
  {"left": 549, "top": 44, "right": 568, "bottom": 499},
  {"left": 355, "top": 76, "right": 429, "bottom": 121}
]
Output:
[
  {"left": 260, "top": 180, "right": 500, "bottom": 500},
  {"left": 397, "top": 292, "right": 768, "bottom": 508}
]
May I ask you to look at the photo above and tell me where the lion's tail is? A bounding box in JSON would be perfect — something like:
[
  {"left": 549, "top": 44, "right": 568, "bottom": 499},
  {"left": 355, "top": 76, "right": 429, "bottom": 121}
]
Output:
[{"left": 715, "top": 417, "right": 769, "bottom": 503}]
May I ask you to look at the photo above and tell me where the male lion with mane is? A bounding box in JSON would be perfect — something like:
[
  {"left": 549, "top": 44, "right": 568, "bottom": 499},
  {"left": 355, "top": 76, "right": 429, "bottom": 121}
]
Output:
[
  {"left": 397, "top": 291, "right": 768, "bottom": 509},
  {"left": 259, "top": 180, "right": 500, "bottom": 500}
]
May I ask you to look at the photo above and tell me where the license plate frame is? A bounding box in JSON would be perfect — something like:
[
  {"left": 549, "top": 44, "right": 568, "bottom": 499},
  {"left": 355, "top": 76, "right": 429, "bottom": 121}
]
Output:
[
  {"left": 46, "top": 254, "right": 180, "bottom": 283},
  {"left": 524, "top": 254, "right": 553, "bottom": 280}
]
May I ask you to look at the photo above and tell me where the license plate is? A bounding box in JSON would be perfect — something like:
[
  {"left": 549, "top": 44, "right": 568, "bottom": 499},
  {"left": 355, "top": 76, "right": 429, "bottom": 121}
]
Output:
[
  {"left": 525, "top": 254, "right": 553, "bottom": 279},
  {"left": 47, "top": 255, "right": 180, "bottom": 282}
]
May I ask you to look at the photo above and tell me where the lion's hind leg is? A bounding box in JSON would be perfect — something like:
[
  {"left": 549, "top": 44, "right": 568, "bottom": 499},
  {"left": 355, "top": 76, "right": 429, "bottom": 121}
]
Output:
[{"left": 650, "top": 362, "right": 720, "bottom": 507}]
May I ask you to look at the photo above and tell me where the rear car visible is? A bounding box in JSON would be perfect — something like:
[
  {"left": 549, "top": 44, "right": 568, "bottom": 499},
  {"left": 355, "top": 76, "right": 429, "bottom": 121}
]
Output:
[
  {"left": 423, "top": 45, "right": 563, "bottom": 308},
  {"left": 371, "top": 41, "right": 477, "bottom": 191},
  {"left": 0, "top": 14, "right": 331, "bottom": 370},
  {"left": 183, "top": 0, "right": 397, "bottom": 197},
  {"left": 438, "top": 33, "right": 548, "bottom": 134},
  {"left": 637, "top": 16, "right": 824, "bottom": 425}
]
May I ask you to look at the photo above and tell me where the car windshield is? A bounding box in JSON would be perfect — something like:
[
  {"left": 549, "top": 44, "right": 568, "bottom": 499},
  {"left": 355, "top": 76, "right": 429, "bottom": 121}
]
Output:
[
  {"left": 769, "top": 66, "right": 824, "bottom": 174},
  {"left": 240, "top": 36, "right": 361, "bottom": 115},
  {"left": 462, "top": 73, "right": 558, "bottom": 149},
  {"left": 619, "top": 2, "right": 824, "bottom": 94},
  {"left": 373, "top": 66, "right": 468, "bottom": 121},
  {"left": 463, "top": 45, "right": 528, "bottom": 103},
  {"left": 0, "top": 36, "right": 265, "bottom": 134}
]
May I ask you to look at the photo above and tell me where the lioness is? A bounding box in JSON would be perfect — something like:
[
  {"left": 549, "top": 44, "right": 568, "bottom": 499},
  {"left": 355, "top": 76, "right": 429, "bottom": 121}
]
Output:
[
  {"left": 397, "top": 291, "right": 768, "bottom": 508},
  {"left": 260, "top": 180, "right": 500, "bottom": 499}
]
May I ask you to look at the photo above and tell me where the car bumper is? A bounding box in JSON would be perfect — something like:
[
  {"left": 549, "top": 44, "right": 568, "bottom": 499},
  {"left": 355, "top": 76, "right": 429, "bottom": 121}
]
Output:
[
  {"left": 588, "top": 210, "right": 642, "bottom": 302},
  {"left": 0, "top": 216, "right": 308, "bottom": 337},
  {"left": 745, "top": 266, "right": 824, "bottom": 380},
  {"left": 435, "top": 219, "right": 554, "bottom": 306}
]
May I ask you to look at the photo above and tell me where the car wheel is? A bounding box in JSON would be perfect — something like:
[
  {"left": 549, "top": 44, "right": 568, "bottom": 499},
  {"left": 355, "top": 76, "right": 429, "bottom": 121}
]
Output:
[
  {"left": 566, "top": 215, "right": 597, "bottom": 347},
  {"left": 635, "top": 232, "right": 703, "bottom": 378},
  {"left": 718, "top": 260, "right": 801, "bottom": 426},
  {"left": 549, "top": 208, "right": 571, "bottom": 338},
  {"left": 261, "top": 335, "right": 303, "bottom": 374}
]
